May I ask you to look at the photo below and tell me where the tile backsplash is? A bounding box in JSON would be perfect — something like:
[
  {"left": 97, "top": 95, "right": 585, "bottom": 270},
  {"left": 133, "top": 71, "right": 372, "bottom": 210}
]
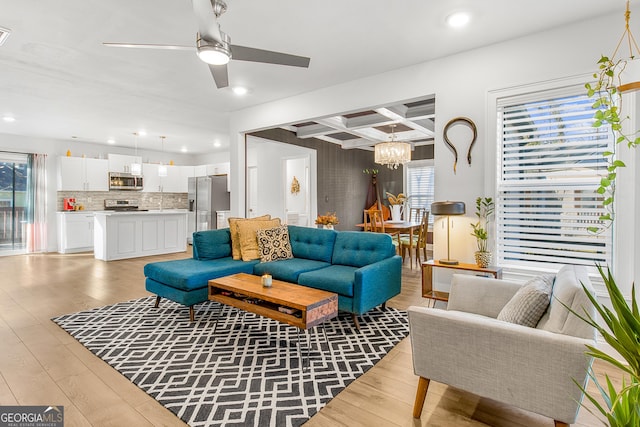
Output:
[{"left": 57, "top": 191, "right": 189, "bottom": 211}]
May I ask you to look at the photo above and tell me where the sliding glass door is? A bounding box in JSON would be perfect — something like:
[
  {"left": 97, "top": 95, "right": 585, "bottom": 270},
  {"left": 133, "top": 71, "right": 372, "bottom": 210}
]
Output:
[{"left": 0, "top": 152, "right": 28, "bottom": 254}]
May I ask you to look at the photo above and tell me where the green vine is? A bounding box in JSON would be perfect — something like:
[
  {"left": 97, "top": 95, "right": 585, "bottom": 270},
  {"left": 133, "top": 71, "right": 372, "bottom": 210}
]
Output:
[{"left": 585, "top": 55, "right": 640, "bottom": 233}]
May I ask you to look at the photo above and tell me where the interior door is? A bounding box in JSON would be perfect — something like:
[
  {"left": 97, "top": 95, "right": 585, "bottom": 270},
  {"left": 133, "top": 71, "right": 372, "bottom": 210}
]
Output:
[{"left": 247, "top": 166, "right": 258, "bottom": 218}]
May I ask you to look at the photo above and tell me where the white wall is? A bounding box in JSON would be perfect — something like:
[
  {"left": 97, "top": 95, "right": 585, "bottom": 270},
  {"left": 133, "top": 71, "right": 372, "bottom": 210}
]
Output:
[{"left": 230, "top": 12, "right": 639, "bottom": 297}]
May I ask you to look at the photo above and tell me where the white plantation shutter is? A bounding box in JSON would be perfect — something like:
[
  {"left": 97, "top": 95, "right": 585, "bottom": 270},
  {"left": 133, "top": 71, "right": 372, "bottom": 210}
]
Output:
[
  {"left": 405, "top": 160, "right": 435, "bottom": 224},
  {"left": 497, "top": 86, "right": 613, "bottom": 271}
]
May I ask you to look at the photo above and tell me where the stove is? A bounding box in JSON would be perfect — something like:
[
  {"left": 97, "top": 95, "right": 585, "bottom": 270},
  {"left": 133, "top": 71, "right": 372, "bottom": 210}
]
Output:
[{"left": 104, "top": 199, "right": 148, "bottom": 211}]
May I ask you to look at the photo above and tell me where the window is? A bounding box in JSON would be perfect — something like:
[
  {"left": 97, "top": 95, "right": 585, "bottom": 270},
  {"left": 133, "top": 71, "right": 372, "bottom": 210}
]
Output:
[
  {"left": 0, "top": 152, "right": 29, "bottom": 254},
  {"left": 496, "top": 86, "right": 613, "bottom": 272},
  {"left": 405, "top": 159, "right": 435, "bottom": 224}
]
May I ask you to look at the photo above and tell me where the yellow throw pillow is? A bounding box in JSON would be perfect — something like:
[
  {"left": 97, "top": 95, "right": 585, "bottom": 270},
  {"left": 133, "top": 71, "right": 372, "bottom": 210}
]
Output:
[
  {"left": 237, "top": 218, "right": 282, "bottom": 261},
  {"left": 228, "top": 215, "right": 271, "bottom": 260}
]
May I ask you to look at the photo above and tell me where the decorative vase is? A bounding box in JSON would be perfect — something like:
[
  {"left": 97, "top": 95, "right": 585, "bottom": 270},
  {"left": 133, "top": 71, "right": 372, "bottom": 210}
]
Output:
[
  {"left": 391, "top": 204, "right": 403, "bottom": 222},
  {"left": 323, "top": 224, "right": 334, "bottom": 230},
  {"left": 475, "top": 251, "right": 492, "bottom": 268}
]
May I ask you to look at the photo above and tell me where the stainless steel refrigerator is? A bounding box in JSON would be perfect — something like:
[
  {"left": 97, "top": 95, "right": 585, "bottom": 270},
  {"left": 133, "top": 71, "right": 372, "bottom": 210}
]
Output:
[{"left": 187, "top": 175, "right": 231, "bottom": 243}]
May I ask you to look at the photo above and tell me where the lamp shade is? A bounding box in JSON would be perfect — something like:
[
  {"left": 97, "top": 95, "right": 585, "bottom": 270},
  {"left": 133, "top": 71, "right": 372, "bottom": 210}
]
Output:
[{"left": 431, "top": 201, "right": 465, "bottom": 216}]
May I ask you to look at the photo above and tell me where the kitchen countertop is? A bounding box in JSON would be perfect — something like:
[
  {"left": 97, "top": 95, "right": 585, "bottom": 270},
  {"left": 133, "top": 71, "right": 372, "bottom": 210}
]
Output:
[{"left": 94, "top": 209, "right": 188, "bottom": 215}]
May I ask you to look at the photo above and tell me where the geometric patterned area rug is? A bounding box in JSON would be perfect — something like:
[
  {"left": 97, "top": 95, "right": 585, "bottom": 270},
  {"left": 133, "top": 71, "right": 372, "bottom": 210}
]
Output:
[{"left": 52, "top": 297, "right": 409, "bottom": 427}]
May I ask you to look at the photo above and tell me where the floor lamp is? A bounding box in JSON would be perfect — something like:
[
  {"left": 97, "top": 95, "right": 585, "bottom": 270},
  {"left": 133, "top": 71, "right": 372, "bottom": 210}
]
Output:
[{"left": 431, "top": 201, "right": 466, "bottom": 265}]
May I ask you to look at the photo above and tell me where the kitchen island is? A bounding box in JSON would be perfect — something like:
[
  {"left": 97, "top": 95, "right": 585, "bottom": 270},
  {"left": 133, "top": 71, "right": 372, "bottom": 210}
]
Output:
[{"left": 94, "top": 210, "right": 188, "bottom": 261}]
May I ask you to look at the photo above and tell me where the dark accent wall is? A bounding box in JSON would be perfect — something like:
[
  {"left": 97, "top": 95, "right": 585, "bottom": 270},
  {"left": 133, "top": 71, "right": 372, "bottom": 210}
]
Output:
[{"left": 250, "top": 128, "right": 434, "bottom": 230}]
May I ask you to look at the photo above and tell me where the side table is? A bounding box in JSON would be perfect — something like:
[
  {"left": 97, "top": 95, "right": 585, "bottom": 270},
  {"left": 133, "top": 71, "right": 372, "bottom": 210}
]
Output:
[{"left": 421, "top": 260, "right": 503, "bottom": 306}]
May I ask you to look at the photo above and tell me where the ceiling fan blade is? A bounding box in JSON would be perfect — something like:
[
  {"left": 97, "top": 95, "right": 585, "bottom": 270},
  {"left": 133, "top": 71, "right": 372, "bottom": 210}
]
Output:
[
  {"left": 103, "top": 42, "right": 194, "bottom": 51},
  {"left": 231, "top": 45, "right": 310, "bottom": 68},
  {"left": 208, "top": 64, "right": 229, "bottom": 88},
  {"left": 191, "top": 0, "right": 223, "bottom": 42}
]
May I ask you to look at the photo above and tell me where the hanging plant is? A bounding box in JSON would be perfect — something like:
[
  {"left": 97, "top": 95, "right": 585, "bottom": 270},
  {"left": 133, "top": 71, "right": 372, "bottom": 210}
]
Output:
[
  {"left": 585, "top": 2, "right": 640, "bottom": 232},
  {"left": 585, "top": 57, "right": 640, "bottom": 232}
]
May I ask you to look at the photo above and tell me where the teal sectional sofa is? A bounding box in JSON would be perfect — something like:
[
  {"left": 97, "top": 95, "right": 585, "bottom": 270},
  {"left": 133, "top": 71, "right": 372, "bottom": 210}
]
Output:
[{"left": 144, "top": 225, "right": 402, "bottom": 328}]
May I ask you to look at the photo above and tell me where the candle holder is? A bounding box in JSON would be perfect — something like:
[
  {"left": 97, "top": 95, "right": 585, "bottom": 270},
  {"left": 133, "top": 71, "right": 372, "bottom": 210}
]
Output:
[{"left": 261, "top": 274, "right": 272, "bottom": 288}]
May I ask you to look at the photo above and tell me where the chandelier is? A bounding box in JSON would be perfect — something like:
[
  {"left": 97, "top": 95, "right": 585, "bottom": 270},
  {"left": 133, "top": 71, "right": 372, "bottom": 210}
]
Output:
[{"left": 374, "top": 124, "right": 411, "bottom": 169}]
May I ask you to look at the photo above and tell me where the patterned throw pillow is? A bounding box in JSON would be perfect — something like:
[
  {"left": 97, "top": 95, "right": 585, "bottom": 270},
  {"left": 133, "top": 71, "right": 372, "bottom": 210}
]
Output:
[
  {"left": 497, "top": 274, "right": 555, "bottom": 327},
  {"left": 256, "top": 225, "right": 293, "bottom": 263}
]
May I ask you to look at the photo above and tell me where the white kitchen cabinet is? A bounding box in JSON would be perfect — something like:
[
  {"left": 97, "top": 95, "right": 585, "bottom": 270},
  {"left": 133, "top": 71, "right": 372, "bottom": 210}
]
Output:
[
  {"left": 108, "top": 153, "right": 142, "bottom": 174},
  {"left": 179, "top": 166, "right": 194, "bottom": 191},
  {"left": 194, "top": 165, "right": 208, "bottom": 177},
  {"left": 57, "top": 212, "right": 95, "bottom": 253},
  {"left": 163, "top": 165, "right": 192, "bottom": 193},
  {"left": 57, "top": 156, "right": 109, "bottom": 191},
  {"left": 142, "top": 164, "right": 191, "bottom": 193},
  {"left": 142, "top": 163, "right": 162, "bottom": 192}
]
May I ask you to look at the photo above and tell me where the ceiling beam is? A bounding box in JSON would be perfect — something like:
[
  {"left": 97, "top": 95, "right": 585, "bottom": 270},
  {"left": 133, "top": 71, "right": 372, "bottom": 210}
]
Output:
[{"left": 296, "top": 123, "right": 337, "bottom": 139}]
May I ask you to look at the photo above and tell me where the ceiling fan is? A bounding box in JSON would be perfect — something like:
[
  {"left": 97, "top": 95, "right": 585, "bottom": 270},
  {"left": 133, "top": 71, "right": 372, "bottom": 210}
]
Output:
[{"left": 103, "top": 0, "right": 311, "bottom": 89}]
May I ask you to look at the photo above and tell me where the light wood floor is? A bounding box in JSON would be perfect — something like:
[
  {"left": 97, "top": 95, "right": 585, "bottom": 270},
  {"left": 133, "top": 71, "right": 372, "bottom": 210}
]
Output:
[{"left": 0, "top": 249, "right": 620, "bottom": 426}]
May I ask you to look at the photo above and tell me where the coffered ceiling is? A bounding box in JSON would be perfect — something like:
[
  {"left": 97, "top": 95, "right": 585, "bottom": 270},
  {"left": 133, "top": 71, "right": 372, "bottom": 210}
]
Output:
[{"left": 282, "top": 96, "right": 435, "bottom": 150}]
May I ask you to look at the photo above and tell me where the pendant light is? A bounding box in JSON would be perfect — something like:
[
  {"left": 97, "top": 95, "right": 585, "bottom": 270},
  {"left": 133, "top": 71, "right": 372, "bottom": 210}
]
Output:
[
  {"left": 130, "top": 132, "right": 142, "bottom": 176},
  {"left": 158, "top": 136, "right": 168, "bottom": 177}
]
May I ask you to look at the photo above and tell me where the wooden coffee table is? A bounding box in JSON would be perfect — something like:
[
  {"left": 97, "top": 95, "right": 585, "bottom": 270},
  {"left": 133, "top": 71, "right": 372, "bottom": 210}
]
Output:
[
  {"left": 208, "top": 273, "right": 338, "bottom": 367},
  {"left": 208, "top": 273, "right": 338, "bottom": 328}
]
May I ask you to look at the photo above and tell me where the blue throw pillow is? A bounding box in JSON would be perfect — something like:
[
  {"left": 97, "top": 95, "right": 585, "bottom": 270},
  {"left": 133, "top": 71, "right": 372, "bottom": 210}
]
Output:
[{"left": 192, "top": 229, "right": 232, "bottom": 260}]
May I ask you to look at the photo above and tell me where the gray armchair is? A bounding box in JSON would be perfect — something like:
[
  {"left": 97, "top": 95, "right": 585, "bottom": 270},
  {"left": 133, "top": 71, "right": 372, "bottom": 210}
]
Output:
[{"left": 408, "top": 265, "right": 597, "bottom": 426}]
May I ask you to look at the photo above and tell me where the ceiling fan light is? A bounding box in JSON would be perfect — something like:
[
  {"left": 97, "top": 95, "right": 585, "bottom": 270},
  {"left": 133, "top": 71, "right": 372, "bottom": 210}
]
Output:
[
  {"left": 198, "top": 46, "right": 230, "bottom": 65},
  {"left": 197, "top": 32, "right": 231, "bottom": 65}
]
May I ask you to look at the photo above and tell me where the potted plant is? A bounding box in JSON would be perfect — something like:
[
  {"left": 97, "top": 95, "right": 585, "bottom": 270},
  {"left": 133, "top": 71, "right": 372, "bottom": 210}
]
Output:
[
  {"left": 470, "top": 197, "right": 494, "bottom": 268},
  {"left": 315, "top": 212, "right": 339, "bottom": 229},
  {"left": 570, "top": 265, "right": 640, "bottom": 426}
]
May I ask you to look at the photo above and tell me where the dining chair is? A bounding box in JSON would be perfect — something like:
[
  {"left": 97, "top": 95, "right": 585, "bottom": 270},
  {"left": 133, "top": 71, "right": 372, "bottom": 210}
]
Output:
[
  {"left": 408, "top": 207, "right": 427, "bottom": 223},
  {"left": 400, "top": 212, "right": 430, "bottom": 269},
  {"left": 363, "top": 209, "right": 385, "bottom": 232},
  {"left": 364, "top": 209, "right": 404, "bottom": 254}
]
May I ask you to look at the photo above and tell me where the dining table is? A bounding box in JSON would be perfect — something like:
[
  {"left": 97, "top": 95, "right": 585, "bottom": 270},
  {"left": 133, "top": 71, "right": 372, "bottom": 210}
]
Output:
[{"left": 355, "top": 220, "right": 423, "bottom": 258}]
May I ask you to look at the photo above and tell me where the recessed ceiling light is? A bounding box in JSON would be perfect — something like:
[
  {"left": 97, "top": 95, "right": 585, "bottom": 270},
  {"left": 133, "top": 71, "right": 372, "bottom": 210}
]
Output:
[
  {"left": 213, "top": 141, "right": 221, "bottom": 148},
  {"left": 107, "top": 138, "right": 116, "bottom": 144},
  {"left": 232, "top": 86, "right": 248, "bottom": 96},
  {"left": 446, "top": 12, "right": 471, "bottom": 28},
  {"left": 3, "top": 116, "right": 15, "bottom": 123},
  {"left": 181, "top": 147, "right": 188, "bottom": 153},
  {"left": 138, "top": 130, "right": 147, "bottom": 136}
]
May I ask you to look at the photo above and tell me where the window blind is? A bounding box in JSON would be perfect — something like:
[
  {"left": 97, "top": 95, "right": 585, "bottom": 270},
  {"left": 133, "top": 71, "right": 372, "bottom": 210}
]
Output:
[
  {"left": 405, "top": 161, "right": 435, "bottom": 224},
  {"left": 497, "top": 88, "right": 613, "bottom": 270}
]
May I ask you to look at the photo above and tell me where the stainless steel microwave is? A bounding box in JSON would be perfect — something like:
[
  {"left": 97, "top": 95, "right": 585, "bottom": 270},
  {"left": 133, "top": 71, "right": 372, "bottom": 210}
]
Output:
[{"left": 109, "top": 172, "right": 144, "bottom": 191}]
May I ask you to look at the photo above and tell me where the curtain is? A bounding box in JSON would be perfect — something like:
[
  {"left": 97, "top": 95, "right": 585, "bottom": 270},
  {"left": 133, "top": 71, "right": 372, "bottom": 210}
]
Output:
[{"left": 26, "top": 153, "right": 47, "bottom": 253}]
